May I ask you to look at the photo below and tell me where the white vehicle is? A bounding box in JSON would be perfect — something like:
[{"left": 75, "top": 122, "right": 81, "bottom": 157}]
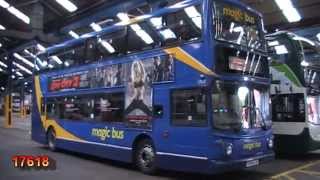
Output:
[{"left": 267, "top": 31, "right": 320, "bottom": 153}]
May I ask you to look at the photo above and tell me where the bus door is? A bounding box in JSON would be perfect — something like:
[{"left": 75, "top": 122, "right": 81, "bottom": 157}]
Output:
[{"left": 168, "top": 88, "right": 209, "bottom": 158}]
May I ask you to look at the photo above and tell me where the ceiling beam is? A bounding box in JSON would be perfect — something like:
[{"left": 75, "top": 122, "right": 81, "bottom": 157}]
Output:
[
  {"left": 266, "top": 16, "right": 320, "bottom": 32},
  {"left": 0, "top": 2, "right": 61, "bottom": 44},
  {"left": 39, "top": 0, "right": 64, "bottom": 17},
  {"left": 59, "top": 0, "right": 146, "bottom": 33}
]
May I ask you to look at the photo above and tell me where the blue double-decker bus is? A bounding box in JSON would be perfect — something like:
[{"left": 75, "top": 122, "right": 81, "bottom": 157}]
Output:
[{"left": 32, "top": 0, "right": 274, "bottom": 174}]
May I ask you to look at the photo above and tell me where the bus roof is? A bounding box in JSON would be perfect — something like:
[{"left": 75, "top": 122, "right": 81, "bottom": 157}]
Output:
[
  {"left": 41, "top": 0, "right": 262, "bottom": 56},
  {"left": 267, "top": 31, "right": 320, "bottom": 69},
  {"left": 40, "top": 0, "right": 199, "bottom": 55}
]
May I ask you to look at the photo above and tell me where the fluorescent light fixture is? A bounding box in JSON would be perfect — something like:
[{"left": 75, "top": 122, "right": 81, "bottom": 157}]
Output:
[
  {"left": 7, "top": 6, "right": 30, "bottom": 24},
  {"left": 13, "top": 62, "right": 32, "bottom": 74},
  {"left": 64, "top": 61, "right": 70, "bottom": 67},
  {"left": 90, "top": 22, "right": 102, "bottom": 32},
  {"left": 16, "top": 71, "right": 23, "bottom": 77},
  {"left": 130, "top": 24, "right": 141, "bottom": 32},
  {"left": 36, "top": 57, "right": 47, "bottom": 67},
  {"left": 35, "top": 65, "right": 40, "bottom": 71},
  {"left": 150, "top": 17, "right": 176, "bottom": 40},
  {"left": 48, "top": 64, "right": 54, "bottom": 69},
  {"left": 37, "top": 43, "right": 46, "bottom": 52},
  {"left": 24, "top": 49, "right": 47, "bottom": 67},
  {"left": 117, "top": 12, "right": 154, "bottom": 44},
  {"left": 293, "top": 36, "right": 315, "bottom": 46},
  {"left": 184, "top": 6, "right": 202, "bottom": 29},
  {"left": 55, "top": 0, "right": 77, "bottom": 12},
  {"left": 51, "top": 56, "right": 63, "bottom": 65},
  {"left": 14, "top": 53, "right": 34, "bottom": 68},
  {"left": 135, "top": 30, "right": 154, "bottom": 44},
  {"left": 301, "top": 60, "right": 309, "bottom": 67},
  {"left": 42, "top": 60, "right": 48, "bottom": 67},
  {"left": 117, "top": 13, "right": 130, "bottom": 22},
  {"left": 98, "top": 38, "right": 115, "bottom": 53},
  {"left": 68, "top": 30, "right": 80, "bottom": 39},
  {"left": 0, "top": 67, "right": 3, "bottom": 72},
  {"left": 0, "top": 43, "right": 2, "bottom": 47},
  {"left": 282, "top": 8, "right": 301, "bottom": 23},
  {"left": 0, "top": 24, "right": 5, "bottom": 30},
  {"left": 0, "top": 61, "right": 7, "bottom": 68},
  {"left": 168, "top": 1, "right": 189, "bottom": 9},
  {"left": 160, "top": 29, "right": 177, "bottom": 40},
  {"left": 150, "top": 17, "right": 163, "bottom": 29},
  {"left": 274, "top": 0, "right": 301, "bottom": 23},
  {"left": 0, "top": 87, "right": 4, "bottom": 91},
  {"left": 274, "top": 45, "right": 288, "bottom": 55},
  {"left": 11, "top": 75, "right": 15, "bottom": 79},
  {"left": 268, "top": 41, "right": 279, "bottom": 47},
  {"left": 24, "top": 49, "right": 34, "bottom": 56},
  {"left": 316, "top": 33, "right": 320, "bottom": 42},
  {"left": 0, "top": 0, "right": 9, "bottom": 8}
]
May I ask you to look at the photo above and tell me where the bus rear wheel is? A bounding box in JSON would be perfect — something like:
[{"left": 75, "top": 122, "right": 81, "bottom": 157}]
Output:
[
  {"left": 135, "top": 139, "right": 157, "bottom": 174},
  {"left": 47, "top": 128, "right": 57, "bottom": 151}
]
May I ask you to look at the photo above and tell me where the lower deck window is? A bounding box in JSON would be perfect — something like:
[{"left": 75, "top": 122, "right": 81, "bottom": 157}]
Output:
[
  {"left": 272, "top": 93, "right": 305, "bottom": 122},
  {"left": 171, "top": 89, "right": 207, "bottom": 126},
  {"left": 46, "top": 93, "right": 124, "bottom": 123}
]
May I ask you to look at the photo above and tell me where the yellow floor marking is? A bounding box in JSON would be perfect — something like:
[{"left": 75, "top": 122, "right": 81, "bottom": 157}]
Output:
[
  {"left": 297, "top": 170, "right": 320, "bottom": 176},
  {"left": 282, "top": 174, "right": 296, "bottom": 180},
  {"left": 270, "top": 160, "right": 320, "bottom": 179}
]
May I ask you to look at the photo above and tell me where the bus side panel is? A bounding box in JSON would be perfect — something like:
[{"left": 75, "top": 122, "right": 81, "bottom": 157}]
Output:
[
  {"left": 53, "top": 120, "right": 157, "bottom": 163},
  {"left": 55, "top": 139, "right": 132, "bottom": 163},
  {"left": 157, "top": 155, "right": 212, "bottom": 174}
]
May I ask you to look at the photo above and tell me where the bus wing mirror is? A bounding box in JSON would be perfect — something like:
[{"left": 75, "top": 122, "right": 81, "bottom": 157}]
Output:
[{"left": 153, "top": 105, "right": 164, "bottom": 118}]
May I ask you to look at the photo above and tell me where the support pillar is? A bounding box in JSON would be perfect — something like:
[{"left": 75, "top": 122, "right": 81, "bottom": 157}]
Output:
[
  {"left": 20, "top": 85, "right": 26, "bottom": 119},
  {"left": 4, "top": 54, "right": 13, "bottom": 128},
  {"left": 4, "top": 95, "right": 12, "bottom": 128}
]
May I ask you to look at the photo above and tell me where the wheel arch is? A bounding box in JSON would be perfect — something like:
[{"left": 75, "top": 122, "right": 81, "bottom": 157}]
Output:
[
  {"left": 46, "top": 126, "right": 55, "bottom": 142},
  {"left": 131, "top": 133, "right": 154, "bottom": 160}
]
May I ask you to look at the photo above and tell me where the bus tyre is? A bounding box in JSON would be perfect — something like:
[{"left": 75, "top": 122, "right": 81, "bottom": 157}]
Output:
[
  {"left": 47, "top": 128, "right": 57, "bottom": 151},
  {"left": 135, "top": 139, "right": 157, "bottom": 174}
]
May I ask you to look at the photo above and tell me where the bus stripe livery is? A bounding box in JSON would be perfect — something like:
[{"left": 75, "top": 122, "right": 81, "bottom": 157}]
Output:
[{"left": 164, "top": 47, "right": 217, "bottom": 76}]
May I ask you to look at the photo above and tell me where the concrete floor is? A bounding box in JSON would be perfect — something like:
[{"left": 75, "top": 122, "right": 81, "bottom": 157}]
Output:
[{"left": 0, "top": 116, "right": 320, "bottom": 180}]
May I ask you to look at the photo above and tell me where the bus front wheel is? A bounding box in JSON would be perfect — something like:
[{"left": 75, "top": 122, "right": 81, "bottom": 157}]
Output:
[
  {"left": 135, "top": 139, "right": 157, "bottom": 174},
  {"left": 47, "top": 128, "right": 57, "bottom": 151}
]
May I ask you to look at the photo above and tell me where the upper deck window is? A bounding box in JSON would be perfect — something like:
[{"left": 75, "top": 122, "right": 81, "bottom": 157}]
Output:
[
  {"left": 213, "top": 1, "right": 266, "bottom": 51},
  {"left": 38, "top": 3, "right": 202, "bottom": 72}
]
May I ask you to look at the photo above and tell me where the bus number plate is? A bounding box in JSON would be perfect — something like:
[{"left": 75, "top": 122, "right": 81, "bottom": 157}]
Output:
[{"left": 246, "top": 160, "right": 259, "bottom": 167}]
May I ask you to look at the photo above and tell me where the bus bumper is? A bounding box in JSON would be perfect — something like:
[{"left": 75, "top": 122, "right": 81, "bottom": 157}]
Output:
[{"left": 207, "top": 153, "right": 275, "bottom": 174}]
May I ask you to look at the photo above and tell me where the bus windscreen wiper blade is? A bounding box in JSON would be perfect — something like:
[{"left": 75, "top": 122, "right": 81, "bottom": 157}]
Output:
[{"left": 255, "top": 107, "right": 268, "bottom": 130}]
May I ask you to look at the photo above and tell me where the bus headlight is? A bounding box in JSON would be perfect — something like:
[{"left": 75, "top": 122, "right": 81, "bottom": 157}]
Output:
[
  {"left": 267, "top": 138, "right": 273, "bottom": 149},
  {"left": 226, "top": 144, "right": 233, "bottom": 156}
]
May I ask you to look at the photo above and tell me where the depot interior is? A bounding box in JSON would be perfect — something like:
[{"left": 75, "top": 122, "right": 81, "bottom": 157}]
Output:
[
  {"left": 0, "top": 0, "right": 320, "bottom": 175},
  {"left": 0, "top": 0, "right": 318, "bottom": 118}
]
